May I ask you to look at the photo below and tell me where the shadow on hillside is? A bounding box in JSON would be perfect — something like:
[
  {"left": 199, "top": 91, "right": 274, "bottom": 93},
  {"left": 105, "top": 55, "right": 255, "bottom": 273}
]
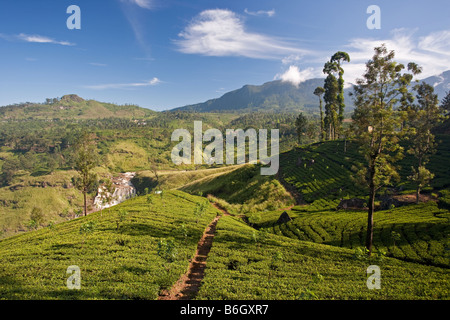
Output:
[
  {"left": 118, "top": 223, "right": 201, "bottom": 245},
  {"left": 0, "top": 275, "right": 101, "bottom": 300},
  {"left": 0, "top": 274, "right": 23, "bottom": 295},
  {"left": 50, "top": 243, "right": 76, "bottom": 250},
  {"left": 297, "top": 220, "right": 450, "bottom": 268},
  {"left": 119, "top": 223, "right": 173, "bottom": 238}
]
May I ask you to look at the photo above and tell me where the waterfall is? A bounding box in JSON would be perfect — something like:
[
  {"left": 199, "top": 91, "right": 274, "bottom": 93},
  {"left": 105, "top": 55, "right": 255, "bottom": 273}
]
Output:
[{"left": 94, "top": 172, "right": 136, "bottom": 210}]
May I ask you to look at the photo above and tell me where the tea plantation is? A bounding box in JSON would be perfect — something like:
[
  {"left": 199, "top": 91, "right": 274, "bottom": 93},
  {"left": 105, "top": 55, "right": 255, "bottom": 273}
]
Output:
[
  {"left": 0, "top": 135, "right": 449, "bottom": 300},
  {"left": 0, "top": 190, "right": 219, "bottom": 299},
  {"left": 197, "top": 216, "right": 449, "bottom": 299},
  {"left": 248, "top": 202, "right": 449, "bottom": 267}
]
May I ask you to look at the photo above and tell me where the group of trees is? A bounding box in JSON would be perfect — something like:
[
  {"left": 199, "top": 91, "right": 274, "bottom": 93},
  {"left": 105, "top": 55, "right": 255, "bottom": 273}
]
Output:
[
  {"left": 300, "top": 44, "right": 448, "bottom": 256},
  {"left": 308, "top": 51, "right": 351, "bottom": 142},
  {"left": 295, "top": 44, "right": 449, "bottom": 256},
  {"left": 296, "top": 51, "right": 351, "bottom": 144},
  {"left": 322, "top": 51, "right": 351, "bottom": 140}
]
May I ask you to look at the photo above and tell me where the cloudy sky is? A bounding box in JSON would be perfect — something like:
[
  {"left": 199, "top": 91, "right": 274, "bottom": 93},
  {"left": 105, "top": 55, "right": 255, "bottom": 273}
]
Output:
[{"left": 1, "top": 0, "right": 450, "bottom": 110}]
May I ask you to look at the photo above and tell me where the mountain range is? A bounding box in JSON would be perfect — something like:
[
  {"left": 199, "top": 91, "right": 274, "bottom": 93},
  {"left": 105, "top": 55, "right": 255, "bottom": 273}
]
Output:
[
  {"left": 1, "top": 71, "right": 449, "bottom": 119},
  {"left": 171, "top": 70, "right": 450, "bottom": 114}
]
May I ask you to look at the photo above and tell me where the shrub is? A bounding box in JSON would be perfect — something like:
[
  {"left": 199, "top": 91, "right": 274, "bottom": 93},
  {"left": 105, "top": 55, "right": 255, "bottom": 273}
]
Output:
[
  {"left": 157, "top": 238, "right": 178, "bottom": 264},
  {"left": 30, "top": 207, "right": 44, "bottom": 226},
  {"left": 116, "top": 209, "right": 128, "bottom": 230}
]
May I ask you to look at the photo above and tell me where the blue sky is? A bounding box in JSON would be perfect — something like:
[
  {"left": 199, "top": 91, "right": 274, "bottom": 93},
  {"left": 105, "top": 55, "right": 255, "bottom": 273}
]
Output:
[{"left": 1, "top": 0, "right": 450, "bottom": 110}]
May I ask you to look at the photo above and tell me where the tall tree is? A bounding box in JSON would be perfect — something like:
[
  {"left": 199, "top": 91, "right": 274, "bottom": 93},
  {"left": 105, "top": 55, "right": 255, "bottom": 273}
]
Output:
[
  {"left": 295, "top": 113, "right": 308, "bottom": 145},
  {"left": 73, "top": 132, "right": 99, "bottom": 216},
  {"left": 407, "top": 83, "right": 443, "bottom": 203},
  {"left": 351, "top": 44, "right": 421, "bottom": 256},
  {"left": 322, "top": 69, "right": 339, "bottom": 140},
  {"left": 314, "top": 86, "right": 326, "bottom": 141},
  {"left": 330, "top": 51, "right": 350, "bottom": 126}
]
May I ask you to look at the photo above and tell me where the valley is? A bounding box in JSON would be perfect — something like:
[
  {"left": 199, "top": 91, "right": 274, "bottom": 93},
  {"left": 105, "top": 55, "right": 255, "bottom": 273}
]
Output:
[{"left": 1, "top": 68, "right": 450, "bottom": 301}]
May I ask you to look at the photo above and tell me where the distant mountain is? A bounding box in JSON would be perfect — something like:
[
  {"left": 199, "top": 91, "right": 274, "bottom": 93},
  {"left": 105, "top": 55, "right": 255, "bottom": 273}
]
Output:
[
  {"left": 2, "top": 71, "right": 448, "bottom": 119},
  {"left": 0, "top": 94, "right": 156, "bottom": 120},
  {"left": 171, "top": 79, "right": 340, "bottom": 114},
  {"left": 172, "top": 70, "right": 450, "bottom": 114},
  {"left": 421, "top": 70, "right": 450, "bottom": 101}
]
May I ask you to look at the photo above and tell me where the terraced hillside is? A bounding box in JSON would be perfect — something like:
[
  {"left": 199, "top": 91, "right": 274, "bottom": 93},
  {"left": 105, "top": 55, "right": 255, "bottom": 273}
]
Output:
[
  {"left": 197, "top": 215, "right": 449, "bottom": 299},
  {"left": 279, "top": 134, "right": 450, "bottom": 209},
  {"left": 248, "top": 202, "right": 449, "bottom": 267},
  {"left": 180, "top": 164, "right": 295, "bottom": 214},
  {"left": 0, "top": 190, "right": 219, "bottom": 299},
  {"left": 252, "top": 135, "right": 450, "bottom": 268}
]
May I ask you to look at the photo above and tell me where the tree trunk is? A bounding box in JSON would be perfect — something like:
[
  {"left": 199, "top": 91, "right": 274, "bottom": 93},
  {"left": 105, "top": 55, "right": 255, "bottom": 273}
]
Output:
[
  {"left": 83, "top": 190, "right": 87, "bottom": 216},
  {"left": 366, "top": 189, "right": 375, "bottom": 256},
  {"left": 416, "top": 157, "right": 422, "bottom": 204},
  {"left": 416, "top": 187, "right": 420, "bottom": 204},
  {"left": 366, "top": 164, "right": 376, "bottom": 256},
  {"left": 319, "top": 101, "right": 324, "bottom": 141}
]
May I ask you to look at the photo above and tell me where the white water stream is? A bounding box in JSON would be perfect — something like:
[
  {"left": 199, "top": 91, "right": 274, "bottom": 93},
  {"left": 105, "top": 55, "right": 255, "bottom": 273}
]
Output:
[{"left": 93, "top": 172, "right": 136, "bottom": 210}]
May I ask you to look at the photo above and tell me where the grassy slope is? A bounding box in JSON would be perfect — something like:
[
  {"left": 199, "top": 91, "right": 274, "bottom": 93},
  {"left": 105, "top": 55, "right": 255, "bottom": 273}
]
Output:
[
  {"left": 132, "top": 165, "right": 244, "bottom": 192},
  {"left": 0, "top": 170, "right": 83, "bottom": 239},
  {"left": 279, "top": 135, "right": 450, "bottom": 208},
  {"left": 180, "top": 164, "right": 295, "bottom": 214},
  {"left": 196, "top": 135, "right": 450, "bottom": 299},
  {"left": 197, "top": 216, "right": 449, "bottom": 300},
  {"left": 250, "top": 135, "right": 450, "bottom": 267},
  {"left": 0, "top": 190, "right": 219, "bottom": 299},
  {"left": 247, "top": 202, "right": 450, "bottom": 267},
  {"left": 1, "top": 130, "right": 449, "bottom": 300}
]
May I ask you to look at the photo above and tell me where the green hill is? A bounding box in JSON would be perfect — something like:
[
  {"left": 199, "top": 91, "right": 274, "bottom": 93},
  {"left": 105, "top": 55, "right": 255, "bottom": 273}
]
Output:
[
  {"left": 242, "top": 135, "right": 450, "bottom": 269},
  {"left": 248, "top": 202, "right": 449, "bottom": 267},
  {"left": 1, "top": 115, "right": 449, "bottom": 300},
  {"left": 1, "top": 190, "right": 448, "bottom": 300},
  {"left": 278, "top": 134, "right": 450, "bottom": 209},
  {"left": 0, "top": 190, "right": 219, "bottom": 299},
  {"left": 179, "top": 164, "right": 295, "bottom": 214},
  {"left": 0, "top": 94, "right": 156, "bottom": 120},
  {"left": 197, "top": 215, "right": 449, "bottom": 299}
]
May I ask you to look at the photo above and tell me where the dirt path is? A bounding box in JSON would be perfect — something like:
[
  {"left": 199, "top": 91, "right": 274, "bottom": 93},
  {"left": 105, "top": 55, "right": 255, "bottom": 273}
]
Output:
[{"left": 158, "top": 204, "right": 228, "bottom": 300}]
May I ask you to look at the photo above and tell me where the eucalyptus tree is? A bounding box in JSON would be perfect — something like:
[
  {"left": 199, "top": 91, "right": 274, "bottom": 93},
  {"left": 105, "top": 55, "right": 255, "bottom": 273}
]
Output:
[
  {"left": 313, "top": 86, "right": 326, "bottom": 141},
  {"left": 330, "top": 51, "right": 351, "bottom": 126},
  {"left": 322, "top": 66, "right": 339, "bottom": 140}
]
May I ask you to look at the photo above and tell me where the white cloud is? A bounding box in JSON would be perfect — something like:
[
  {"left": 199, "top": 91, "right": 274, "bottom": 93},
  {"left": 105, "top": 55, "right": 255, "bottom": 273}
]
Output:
[
  {"left": 17, "top": 33, "right": 75, "bottom": 46},
  {"left": 281, "top": 54, "right": 305, "bottom": 65},
  {"left": 119, "top": 1, "right": 153, "bottom": 56},
  {"left": 175, "top": 9, "right": 308, "bottom": 59},
  {"left": 0, "top": 33, "right": 74, "bottom": 46},
  {"left": 418, "top": 30, "right": 450, "bottom": 56},
  {"left": 244, "top": 8, "right": 275, "bottom": 17},
  {"left": 271, "top": 28, "right": 450, "bottom": 88},
  {"left": 85, "top": 78, "right": 161, "bottom": 90},
  {"left": 275, "top": 65, "right": 314, "bottom": 87},
  {"left": 121, "top": 0, "right": 153, "bottom": 9},
  {"left": 89, "top": 62, "right": 107, "bottom": 67},
  {"left": 342, "top": 28, "right": 450, "bottom": 84}
]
